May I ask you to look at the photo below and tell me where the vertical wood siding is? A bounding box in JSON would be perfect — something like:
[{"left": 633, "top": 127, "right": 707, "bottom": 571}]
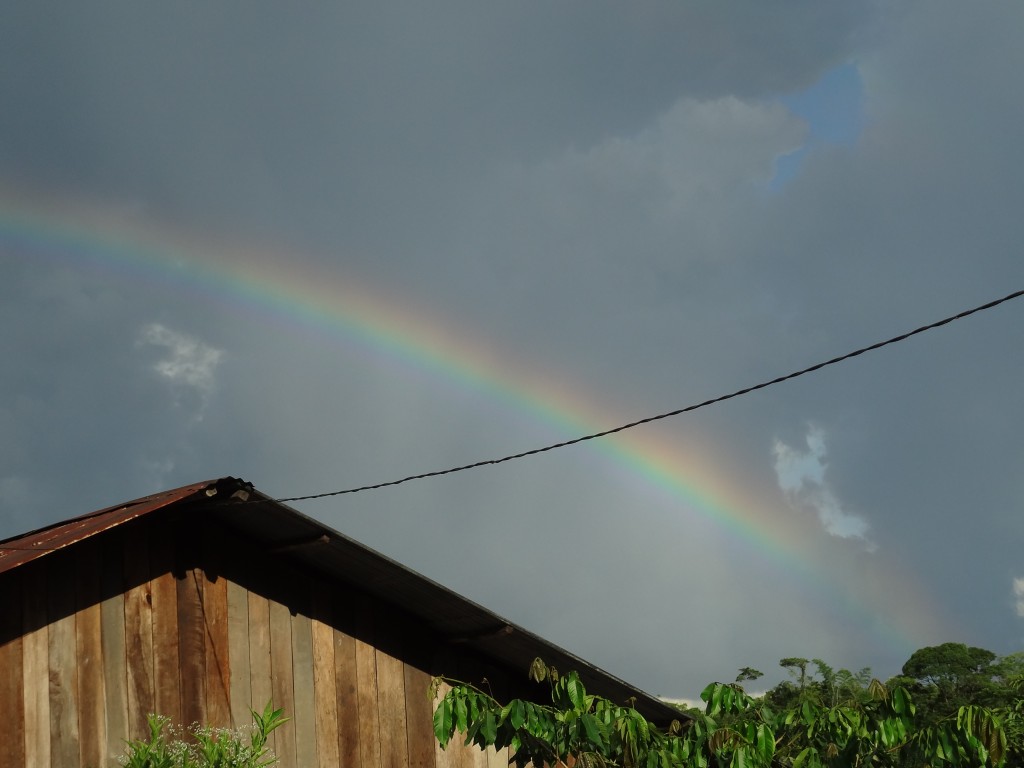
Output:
[
  {"left": 0, "top": 523, "right": 517, "bottom": 768},
  {"left": 225, "top": 579, "right": 252, "bottom": 728},
  {"left": 0, "top": 570, "right": 26, "bottom": 767},
  {"left": 75, "top": 546, "right": 105, "bottom": 767},
  {"left": 150, "top": 534, "right": 181, "bottom": 726},
  {"left": 123, "top": 530, "right": 155, "bottom": 739},
  {"left": 22, "top": 563, "right": 50, "bottom": 766},
  {"left": 311, "top": 593, "right": 340, "bottom": 767},
  {"left": 47, "top": 565, "right": 81, "bottom": 767},
  {"left": 99, "top": 534, "right": 129, "bottom": 763}
]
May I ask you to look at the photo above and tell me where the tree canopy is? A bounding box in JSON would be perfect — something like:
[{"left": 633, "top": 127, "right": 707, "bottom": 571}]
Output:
[{"left": 902, "top": 643, "right": 997, "bottom": 687}]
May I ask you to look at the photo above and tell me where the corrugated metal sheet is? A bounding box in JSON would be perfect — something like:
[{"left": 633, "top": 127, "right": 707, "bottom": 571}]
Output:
[
  {"left": 0, "top": 479, "right": 214, "bottom": 575},
  {"left": 0, "top": 476, "right": 685, "bottom": 724}
]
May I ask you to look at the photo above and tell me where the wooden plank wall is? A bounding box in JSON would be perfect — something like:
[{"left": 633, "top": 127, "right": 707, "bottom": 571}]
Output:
[{"left": 0, "top": 521, "right": 516, "bottom": 768}]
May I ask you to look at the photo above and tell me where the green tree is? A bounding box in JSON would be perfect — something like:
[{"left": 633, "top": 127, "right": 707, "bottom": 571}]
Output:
[
  {"left": 902, "top": 643, "right": 996, "bottom": 687},
  {"left": 432, "top": 658, "right": 1007, "bottom": 768},
  {"left": 900, "top": 643, "right": 1001, "bottom": 721},
  {"left": 994, "top": 652, "right": 1024, "bottom": 682},
  {"left": 736, "top": 667, "right": 764, "bottom": 684},
  {"left": 780, "top": 658, "right": 811, "bottom": 693},
  {"left": 765, "top": 658, "right": 871, "bottom": 711}
]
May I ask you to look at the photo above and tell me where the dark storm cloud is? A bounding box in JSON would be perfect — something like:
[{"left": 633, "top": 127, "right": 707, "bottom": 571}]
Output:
[
  {"left": 1, "top": 2, "right": 867, "bottom": 246},
  {"left": 2, "top": 0, "right": 1022, "bottom": 699}
]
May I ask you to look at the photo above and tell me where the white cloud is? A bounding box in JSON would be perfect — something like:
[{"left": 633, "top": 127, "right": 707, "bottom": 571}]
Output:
[
  {"left": 1014, "top": 578, "right": 1024, "bottom": 618},
  {"left": 538, "top": 95, "right": 806, "bottom": 205},
  {"left": 139, "top": 323, "right": 223, "bottom": 393},
  {"left": 773, "top": 426, "right": 874, "bottom": 549},
  {"left": 484, "top": 94, "right": 806, "bottom": 284},
  {"left": 638, "top": 96, "right": 807, "bottom": 194}
]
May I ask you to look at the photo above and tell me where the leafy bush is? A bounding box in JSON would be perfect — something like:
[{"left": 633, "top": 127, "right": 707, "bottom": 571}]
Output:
[
  {"left": 119, "top": 702, "right": 288, "bottom": 768},
  {"left": 433, "top": 658, "right": 1013, "bottom": 768}
]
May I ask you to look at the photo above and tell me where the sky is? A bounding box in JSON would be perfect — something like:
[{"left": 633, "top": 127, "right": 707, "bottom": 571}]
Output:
[{"left": 2, "top": 1, "right": 1023, "bottom": 701}]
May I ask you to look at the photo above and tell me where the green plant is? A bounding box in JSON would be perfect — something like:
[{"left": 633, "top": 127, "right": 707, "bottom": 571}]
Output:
[
  {"left": 432, "top": 658, "right": 1010, "bottom": 768},
  {"left": 119, "top": 702, "right": 288, "bottom": 768}
]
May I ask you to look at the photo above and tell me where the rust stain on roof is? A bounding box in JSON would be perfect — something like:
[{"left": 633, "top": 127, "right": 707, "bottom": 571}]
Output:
[{"left": 0, "top": 479, "right": 220, "bottom": 575}]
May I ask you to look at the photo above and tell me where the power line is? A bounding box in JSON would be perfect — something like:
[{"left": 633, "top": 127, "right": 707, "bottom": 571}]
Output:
[{"left": 275, "top": 288, "right": 1024, "bottom": 503}]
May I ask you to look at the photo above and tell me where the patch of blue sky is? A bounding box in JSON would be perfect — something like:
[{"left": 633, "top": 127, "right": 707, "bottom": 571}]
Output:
[{"left": 769, "top": 61, "right": 865, "bottom": 190}]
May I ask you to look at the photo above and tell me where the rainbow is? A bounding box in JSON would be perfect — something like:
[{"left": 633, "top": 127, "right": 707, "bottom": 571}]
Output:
[{"left": 1, "top": 187, "right": 956, "bottom": 661}]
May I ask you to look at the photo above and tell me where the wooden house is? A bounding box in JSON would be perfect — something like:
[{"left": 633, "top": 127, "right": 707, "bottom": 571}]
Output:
[{"left": 0, "top": 477, "right": 680, "bottom": 767}]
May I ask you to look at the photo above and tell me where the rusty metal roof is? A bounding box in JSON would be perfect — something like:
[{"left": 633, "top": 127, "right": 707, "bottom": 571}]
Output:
[
  {"left": 0, "top": 477, "right": 685, "bottom": 724},
  {"left": 0, "top": 479, "right": 216, "bottom": 575}
]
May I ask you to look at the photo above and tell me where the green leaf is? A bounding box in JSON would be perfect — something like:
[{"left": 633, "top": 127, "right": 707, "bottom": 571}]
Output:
[
  {"left": 891, "top": 686, "right": 908, "bottom": 714},
  {"left": 708, "top": 684, "right": 725, "bottom": 716},
  {"left": 755, "top": 724, "right": 775, "bottom": 763},
  {"left": 566, "top": 673, "right": 587, "bottom": 711},
  {"left": 633, "top": 711, "right": 650, "bottom": 744},
  {"left": 938, "top": 728, "right": 953, "bottom": 761},
  {"left": 877, "top": 718, "right": 893, "bottom": 747},
  {"left": 801, "top": 699, "right": 816, "bottom": 726},
  {"left": 482, "top": 709, "right": 498, "bottom": 744},
  {"left": 454, "top": 696, "right": 468, "bottom": 734},
  {"left": 730, "top": 746, "right": 750, "bottom": 768},
  {"left": 581, "top": 712, "right": 604, "bottom": 749},
  {"left": 433, "top": 699, "right": 454, "bottom": 745},
  {"left": 511, "top": 699, "right": 526, "bottom": 730},
  {"left": 792, "top": 746, "right": 817, "bottom": 768}
]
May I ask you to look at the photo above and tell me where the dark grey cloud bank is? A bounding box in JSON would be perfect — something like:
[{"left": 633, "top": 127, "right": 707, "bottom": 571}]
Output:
[{"left": 2, "top": 0, "right": 1022, "bottom": 698}]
